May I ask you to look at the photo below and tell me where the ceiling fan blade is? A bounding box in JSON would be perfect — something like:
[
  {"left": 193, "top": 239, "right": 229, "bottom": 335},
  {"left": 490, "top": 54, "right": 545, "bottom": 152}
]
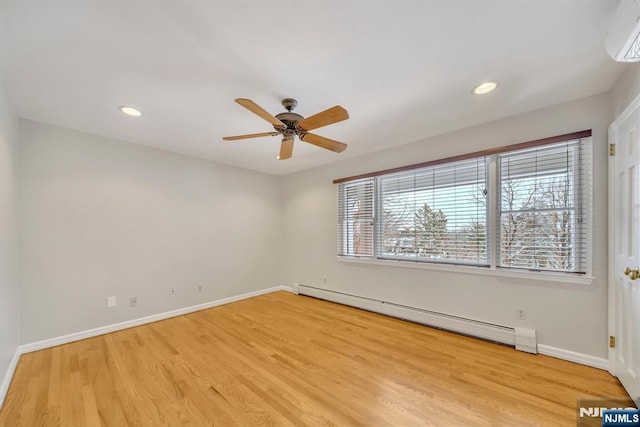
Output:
[
  {"left": 278, "top": 136, "right": 294, "bottom": 160},
  {"left": 297, "top": 106, "right": 349, "bottom": 131},
  {"left": 235, "top": 98, "right": 285, "bottom": 127},
  {"left": 222, "top": 132, "right": 280, "bottom": 141},
  {"left": 300, "top": 132, "right": 347, "bottom": 153}
]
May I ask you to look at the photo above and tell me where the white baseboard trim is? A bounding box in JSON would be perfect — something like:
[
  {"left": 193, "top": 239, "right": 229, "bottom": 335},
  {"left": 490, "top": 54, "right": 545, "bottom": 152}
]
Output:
[
  {"left": 0, "top": 347, "right": 21, "bottom": 411},
  {"left": 280, "top": 284, "right": 295, "bottom": 293},
  {"left": 537, "top": 344, "right": 609, "bottom": 370},
  {"left": 20, "top": 285, "right": 291, "bottom": 355}
]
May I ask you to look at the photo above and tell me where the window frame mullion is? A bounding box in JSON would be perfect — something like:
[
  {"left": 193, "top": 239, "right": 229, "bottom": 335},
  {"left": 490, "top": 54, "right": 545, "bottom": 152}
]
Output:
[
  {"left": 373, "top": 176, "right": 381, "bottom": 260},
  {"left": 488, "top": 154, "right": 498, "bottom": 269}
]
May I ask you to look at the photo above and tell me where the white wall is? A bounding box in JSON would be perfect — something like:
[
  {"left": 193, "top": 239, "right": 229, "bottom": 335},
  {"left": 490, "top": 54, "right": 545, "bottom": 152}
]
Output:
[
  {"left": 18, "top": 120, "right": 283, "bottom": 343},
  {"left": 0, "top": 49, "right": 20, "bottom": 397},
  {"left": 283, "top": 93, "right": 611, "bottom": 358},
  {"left": 611, "top": 64, "right": 640, "bottom": 118}
]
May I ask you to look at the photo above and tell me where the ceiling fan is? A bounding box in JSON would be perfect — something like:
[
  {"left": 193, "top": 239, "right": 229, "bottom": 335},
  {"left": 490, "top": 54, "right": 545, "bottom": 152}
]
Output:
[{"left": 223, "top": 98, "right": 349, "bottom": 160}]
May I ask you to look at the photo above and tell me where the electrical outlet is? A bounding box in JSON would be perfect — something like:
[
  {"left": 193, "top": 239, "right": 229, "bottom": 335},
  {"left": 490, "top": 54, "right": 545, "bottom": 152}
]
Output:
[
  {"left": 107, "top": 296, "right": 116, "bottom": 308},
  {"left": 129, "top": 297, "right": 137, "bottom": 307},
  {"left": 516, "top": 307, "right": 526, "bottom": 320},
  {"left": 170, "top": 285, "right": 176, "bottom": 295}
]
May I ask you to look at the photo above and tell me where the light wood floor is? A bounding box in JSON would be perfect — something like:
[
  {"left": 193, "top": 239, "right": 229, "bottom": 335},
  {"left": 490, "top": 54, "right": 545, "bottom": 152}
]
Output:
[{"left": 0, "top": 291, "right": 630, "bottom": 426}]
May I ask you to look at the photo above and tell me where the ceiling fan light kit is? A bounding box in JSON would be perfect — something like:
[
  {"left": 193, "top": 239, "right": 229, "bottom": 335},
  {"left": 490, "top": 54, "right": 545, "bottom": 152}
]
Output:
[{"left": 223, "top": 98, "right": 349, "bottom": 160}]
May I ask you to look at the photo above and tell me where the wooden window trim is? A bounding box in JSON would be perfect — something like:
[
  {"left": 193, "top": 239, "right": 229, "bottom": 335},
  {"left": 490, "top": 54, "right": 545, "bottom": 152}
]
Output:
[{"left": 333, "top": 130, "right": 592, "bottom": 184}]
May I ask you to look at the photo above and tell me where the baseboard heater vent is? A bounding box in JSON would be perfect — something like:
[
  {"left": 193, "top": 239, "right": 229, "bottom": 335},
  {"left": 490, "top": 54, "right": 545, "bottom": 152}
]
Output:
[{"left": 297, "top": 284, "right": 537, "bottom": 353}]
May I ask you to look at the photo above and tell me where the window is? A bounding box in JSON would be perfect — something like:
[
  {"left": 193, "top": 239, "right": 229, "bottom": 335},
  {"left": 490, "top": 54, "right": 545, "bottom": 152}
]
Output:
[
  {"left": 378, "top": 157, "right": 488, "bottom": 266},
  {"left": 497, "top": 139, "right": 589, "bottom": 273},
  {"left": 337, "top": 178, "right": 374, "bottom": 257},
  {"left": 335, "top": 131, "right": 592, "bottom": 276}
]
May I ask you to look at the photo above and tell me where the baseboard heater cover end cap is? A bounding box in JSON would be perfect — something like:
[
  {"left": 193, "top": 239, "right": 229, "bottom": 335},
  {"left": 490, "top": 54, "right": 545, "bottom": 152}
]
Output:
[{"left": 514, "top": 327, "right": 538, "bottom": 354}]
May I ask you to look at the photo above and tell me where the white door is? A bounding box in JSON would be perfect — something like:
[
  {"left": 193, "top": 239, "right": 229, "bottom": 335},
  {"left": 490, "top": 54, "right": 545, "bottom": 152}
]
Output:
[{"left": 610, "top": 100, "right": 640, "bottom": 404}]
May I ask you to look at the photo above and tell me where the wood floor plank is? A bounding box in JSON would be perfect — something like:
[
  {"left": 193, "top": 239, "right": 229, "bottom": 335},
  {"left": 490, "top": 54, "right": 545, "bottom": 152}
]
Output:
[{"left": 0, "top": 291, "right": 631, "bottom": 426}]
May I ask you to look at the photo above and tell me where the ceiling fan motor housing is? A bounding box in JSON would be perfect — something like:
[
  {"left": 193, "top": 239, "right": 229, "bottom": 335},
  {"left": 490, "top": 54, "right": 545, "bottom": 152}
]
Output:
[{"left": 274, "top": 111, "right": 303, "bottom": 134}]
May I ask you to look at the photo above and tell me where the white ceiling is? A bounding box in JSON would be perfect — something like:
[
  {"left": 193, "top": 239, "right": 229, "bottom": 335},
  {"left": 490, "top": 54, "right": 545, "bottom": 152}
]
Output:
[{"left": 1, "top": 0, "right": 626, "bottom": 175}]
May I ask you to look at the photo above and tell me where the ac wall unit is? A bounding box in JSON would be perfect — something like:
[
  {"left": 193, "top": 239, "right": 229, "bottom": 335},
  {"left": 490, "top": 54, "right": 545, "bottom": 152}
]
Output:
[{"left": 606, "top": 0, "right": 640, "bottom": 62}]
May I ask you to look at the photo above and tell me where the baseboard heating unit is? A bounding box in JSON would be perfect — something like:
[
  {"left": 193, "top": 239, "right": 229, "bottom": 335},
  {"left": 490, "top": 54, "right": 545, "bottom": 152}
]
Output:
[{"left": 296, "top": 284, "right": 537, "bottom": 354}]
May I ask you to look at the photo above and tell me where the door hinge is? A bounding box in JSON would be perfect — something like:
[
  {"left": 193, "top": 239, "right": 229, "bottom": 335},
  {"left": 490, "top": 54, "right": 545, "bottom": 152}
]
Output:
[
  {"left": 610, "top": 143, "right": 616, "bottom": 156},
  {"left": 610, "top": 335, "right": 616, "bottom": 348}
]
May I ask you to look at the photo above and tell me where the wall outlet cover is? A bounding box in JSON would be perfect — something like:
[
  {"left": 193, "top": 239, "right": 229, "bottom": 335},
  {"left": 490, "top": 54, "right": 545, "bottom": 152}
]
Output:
[{"left": 107, "top": 296, "right": 117, "bottom": 308}]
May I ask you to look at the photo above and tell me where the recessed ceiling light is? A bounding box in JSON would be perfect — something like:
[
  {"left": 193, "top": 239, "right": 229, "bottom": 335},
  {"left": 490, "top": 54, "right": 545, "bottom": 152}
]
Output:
[
  {"left": 276, "top": 155, "right": 281, "bottom": 160},
  {"left": 472, "top": 81, "right": 498, "bottom": 95},
  {"left": 118, "top": 105, "right": 142, "bottom": 117}
]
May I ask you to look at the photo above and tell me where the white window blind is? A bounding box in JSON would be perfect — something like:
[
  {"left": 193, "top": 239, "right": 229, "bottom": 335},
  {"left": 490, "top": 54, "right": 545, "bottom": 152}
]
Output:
[
  {"left": 337, "top": 178, "right": 374, "bottom": 257},
  {"left": 377, "top": 157, "right": 488, "bottom": 265},
  {"left": 335, "top": 130, "right": 592, "bottom": 278},
  {"left": 497, "top": 138, "right": 590, "bottom": 273}
]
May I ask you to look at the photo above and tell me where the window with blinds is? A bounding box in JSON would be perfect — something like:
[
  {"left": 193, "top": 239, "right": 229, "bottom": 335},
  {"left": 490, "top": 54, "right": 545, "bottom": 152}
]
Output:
[
  {"left": 378, "top": 158, "right": 488, "bottom": 265},
  {"left": 497, "top": 139, "right": 589, "bottom": 273},
  {"left": 337, "top": 178, "right": 374, "bottom": 257},
  {"left": 335, "top": 131, "right": 592, "bottom": 277}
]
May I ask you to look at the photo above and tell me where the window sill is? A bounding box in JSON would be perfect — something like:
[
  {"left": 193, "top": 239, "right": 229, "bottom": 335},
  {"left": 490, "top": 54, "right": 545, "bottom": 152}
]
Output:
[{"left": 336, "top": 256, "right": 594, "bottom": 285}]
